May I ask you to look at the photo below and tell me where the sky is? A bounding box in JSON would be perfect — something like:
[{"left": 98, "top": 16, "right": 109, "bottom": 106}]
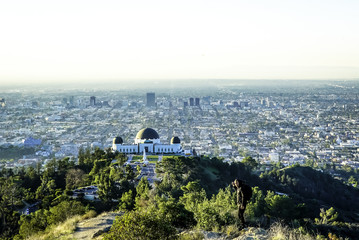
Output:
[{"left": 0, "top": 0, "right": 359, "bottom": 85}]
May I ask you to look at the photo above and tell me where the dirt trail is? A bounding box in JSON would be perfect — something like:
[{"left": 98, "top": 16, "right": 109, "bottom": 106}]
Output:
[{"left": 72, "top": 212, "right": 122, "bottom": 240}]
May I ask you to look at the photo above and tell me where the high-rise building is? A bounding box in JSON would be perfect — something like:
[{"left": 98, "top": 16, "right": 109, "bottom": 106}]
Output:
[
  {"left": 184, "top": 102, "right": 188, "bottom": 107},
  {"left": 189, "top": 97, "right": 194, "bottom": 106},
  {"left": 146, "top": 93, "right": 156, "bottom": 107},
  {"left": 90, "top": 96, "right": 96, "bottom": 106},
  {"left": 195, "top": 98, "right": 200, "bottom": 106}
]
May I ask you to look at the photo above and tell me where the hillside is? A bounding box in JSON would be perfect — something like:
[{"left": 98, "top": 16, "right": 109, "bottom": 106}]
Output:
[
  {"left": 260, "top": 166, "right": 359, "bottom": 221},
  {"left": 2, "top": 150, "right": 359, "bottom": 240}
]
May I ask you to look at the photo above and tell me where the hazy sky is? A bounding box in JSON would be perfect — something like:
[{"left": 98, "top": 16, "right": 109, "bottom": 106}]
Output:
[{"left": 1, "top": 0, "right": 359, "bottom": 84}]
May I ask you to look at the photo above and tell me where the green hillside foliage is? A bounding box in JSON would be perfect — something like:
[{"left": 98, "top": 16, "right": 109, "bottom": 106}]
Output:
[
  {"left": 155, "top": 155, "right": 261, "bottom": 198},
  {"left": 260, "top": 166, "right": 359, "bottom": 220},
  {"left": 1, "top": 149, "right": 359, "bottom": 239}
]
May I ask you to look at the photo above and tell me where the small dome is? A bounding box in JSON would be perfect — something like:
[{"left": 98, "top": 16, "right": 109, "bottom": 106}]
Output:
[
  {"left": 136, "top": 128, "right": 159, "bottom": 140},
  {"left": 113, "top": 137, "right": 123, "bottom": 144},
  {"left": 171, "top": 136, "right": 181, "bottom": 144}
]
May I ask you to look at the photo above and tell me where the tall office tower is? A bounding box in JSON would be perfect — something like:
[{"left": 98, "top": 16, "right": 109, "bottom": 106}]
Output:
[
  {"left": 90, "top": 96, "right": 96, "bottom": 106},
  {"left": 184, "top": 102, "right": 188, "bottom": 107},
  {"left": 189, "top": 97, "right": 194, "bottom": 106},
  {"left": 195, "top": 98, "right": 200, "bottom": 106},
  {"left": 146, "top": 92, "right": 156, "bottom": 107}
]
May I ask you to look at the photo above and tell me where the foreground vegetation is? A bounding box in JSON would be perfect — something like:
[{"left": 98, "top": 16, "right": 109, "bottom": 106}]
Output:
[{"left": 0, "top": 148, "right": 359, "bottom": 239}]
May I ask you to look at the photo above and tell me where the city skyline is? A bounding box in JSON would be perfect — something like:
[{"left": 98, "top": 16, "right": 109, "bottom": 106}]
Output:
[{"left": 1, "top": 0, "right": 359, "bottom": 85}]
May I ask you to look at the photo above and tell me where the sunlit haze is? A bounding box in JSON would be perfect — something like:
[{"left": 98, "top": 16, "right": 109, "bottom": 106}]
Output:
[{"left": 1, "top": 0, "right": 359, "bottom": 85}]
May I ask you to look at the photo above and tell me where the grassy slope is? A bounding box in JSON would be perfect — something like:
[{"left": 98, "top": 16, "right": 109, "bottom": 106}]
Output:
[{"left": 27, "top": 215, "right": 81, "bottom": 240}]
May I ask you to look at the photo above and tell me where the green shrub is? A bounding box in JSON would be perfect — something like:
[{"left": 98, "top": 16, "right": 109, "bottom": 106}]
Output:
[{"left": 103, "top": 210, "right": 176, "bottom": 240}]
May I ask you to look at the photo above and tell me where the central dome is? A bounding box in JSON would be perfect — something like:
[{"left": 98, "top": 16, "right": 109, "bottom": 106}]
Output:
[{"left": 136, "top": 128, "right": 159, "bottom": 140}]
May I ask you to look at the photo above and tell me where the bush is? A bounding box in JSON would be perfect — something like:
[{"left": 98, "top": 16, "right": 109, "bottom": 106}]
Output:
[
  {"left": 103, "top": 210, "right": 176, "bottom": 240},
  {"left": 156, "top": 196, "right": 196, "bottom": 228},
  {"left": 47, "top": 200, "right": 87, "bottom": 225}
]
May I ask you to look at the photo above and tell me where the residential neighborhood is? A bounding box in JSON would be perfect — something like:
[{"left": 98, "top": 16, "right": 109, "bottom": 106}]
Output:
[{"left": 1, "top": 81, "right": 358, "bottom": 172}]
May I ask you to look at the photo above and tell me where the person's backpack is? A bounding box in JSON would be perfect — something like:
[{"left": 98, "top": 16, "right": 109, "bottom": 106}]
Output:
[{"left": 242, "top": 184, "right": 252, "bottom": 202}]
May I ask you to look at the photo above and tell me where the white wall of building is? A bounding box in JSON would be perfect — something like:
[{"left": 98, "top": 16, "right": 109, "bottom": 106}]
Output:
[{"left": 113, "top": 143, "right": 182, "bottom": 154}]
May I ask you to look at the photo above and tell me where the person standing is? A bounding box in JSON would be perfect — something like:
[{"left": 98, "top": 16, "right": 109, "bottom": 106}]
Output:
[{"left": 232, "top": 179, "right": 252, "bottom": 228}]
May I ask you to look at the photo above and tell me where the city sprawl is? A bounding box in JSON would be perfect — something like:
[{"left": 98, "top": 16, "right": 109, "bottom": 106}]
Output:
[{"left": 1, "top": 81, "right": 359, "bottom": 172}]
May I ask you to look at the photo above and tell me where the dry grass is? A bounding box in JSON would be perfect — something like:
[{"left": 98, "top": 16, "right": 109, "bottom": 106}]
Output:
[
  {"left": 81, "top": 210, "right": 97, "bottom": 220},
  {"left": 25, "top": 210, "right": 98, "bottom": 240},
  {"left": 268, "top": 222, "right": 314, "bottom": 240},
  {"left": 27, "top": 215, "right": 81, "bottom": 240}
]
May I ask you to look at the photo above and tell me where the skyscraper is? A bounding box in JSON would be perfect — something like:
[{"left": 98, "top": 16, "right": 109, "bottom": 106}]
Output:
[
  {"left": 146, "top": 93, "right": 155, "bottom": 107},
  {"left": 195, "top": 98, "right": 200, "bottom": 106},
  {"left": 90, "top": 96, "right": 96, "bottom": 106},
  {"left": 189, "top": 97, "right": 194, "bottom": 106}
]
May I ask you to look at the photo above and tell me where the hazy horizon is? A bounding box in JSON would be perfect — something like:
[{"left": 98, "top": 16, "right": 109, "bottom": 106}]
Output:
[
  {"left": 1, "top": 79, "right": 359, "bottom": 93},
  {"left": 1, "top": 0, "right": 359, "bottom": 83}
]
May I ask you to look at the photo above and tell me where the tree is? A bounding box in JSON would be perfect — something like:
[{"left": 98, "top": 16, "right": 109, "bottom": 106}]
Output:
[
  {"left": 35, "top": 176, "right": 56, "bottom": 208},
  {"left": 315, "top": 207, "right": 338, "bottom": 224},
  {"left": 136, "top": 165, "right": 141, "bottom": 177},
  {"left": 0, "top": 177, "right": 22, "bottom": 211},
  {"left": 245, "top": 187, "right": 266, "bottom": 219},
  {"left": 180, "top": 181, "right": 207, "bottom": 213},
  {"left": 115, "top": 153, "right": 127, "bottom": 166},
  {"left": 125, "top": 164, "right": 135, "bottom": 181},
  {"left": 242, "top": 156, "right": 258, "bottom": 170},
  {"left": 22, "top": 166, "right": 41, "bottom": 192},
  {"left": 135, "top": 177, "right": 152, "bottom": 208},
  {"left": 18, "top": 209, "right": 48, "bottom": 238},
  {"left": 96, "top": 169, "right": 120, "bottom": 205},
  {"left": 264, "top": 191, "right": 299, "bottom": 221},
  {"left": 119, "top": 190, "right": 135, "bottom": 211},
  {"left": 0, "top": 177, "right": 22, "bottom": 239},
  {"left": 66, "top": 168, "right": 86, "bottom": 190},
  {"left": 195, "top": 199, "right": 222, "bottom": 231},
  {"left": 47, "top": 200, "right": 86, "bottom": 225}
]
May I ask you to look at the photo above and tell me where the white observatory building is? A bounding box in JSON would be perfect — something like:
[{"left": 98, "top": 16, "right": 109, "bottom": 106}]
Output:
[{"left": 112, "top": 128, "right": 182, "bottom": 154}]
